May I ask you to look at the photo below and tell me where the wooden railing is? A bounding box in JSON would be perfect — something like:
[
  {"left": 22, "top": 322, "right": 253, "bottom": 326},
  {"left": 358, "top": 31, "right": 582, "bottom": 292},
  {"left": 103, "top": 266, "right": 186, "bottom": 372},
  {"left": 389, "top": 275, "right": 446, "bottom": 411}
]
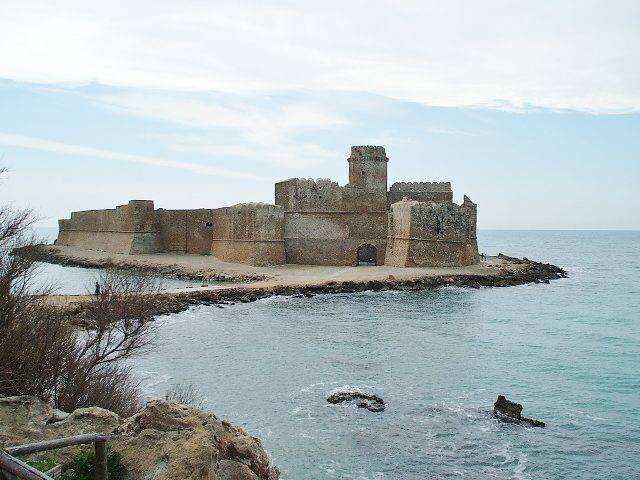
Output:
[{"left": 0, "top": 433, "right": 108, "bottom": 480}]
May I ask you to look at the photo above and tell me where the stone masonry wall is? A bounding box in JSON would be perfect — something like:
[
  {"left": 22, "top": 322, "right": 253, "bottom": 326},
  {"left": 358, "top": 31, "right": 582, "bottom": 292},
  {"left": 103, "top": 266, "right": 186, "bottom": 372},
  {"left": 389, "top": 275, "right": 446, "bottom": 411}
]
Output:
[
  {"left": 56, "top": 200, "right": 161, "bottom": 254},
  {"left": 210, "top": 203, "right": 285, "bottom": 266},
  {"left": 387, "top": 182, "right": 453, "bottom": 207},
  {"left": 385, "top": 197, "right": 479, "bottom": 267},
  {"left": 275, "top": 177, "right": 387, "bottom": 266},
  {"left": 156, "top": 209, "right": 215, "bottom": 254}
]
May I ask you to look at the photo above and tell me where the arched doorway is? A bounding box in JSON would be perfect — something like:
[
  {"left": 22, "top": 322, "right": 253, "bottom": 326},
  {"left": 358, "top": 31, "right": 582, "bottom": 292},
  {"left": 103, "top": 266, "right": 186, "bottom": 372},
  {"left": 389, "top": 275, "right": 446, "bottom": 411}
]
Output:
[{"left": 357, "top": 243, "right": 377, "bottom": 266}]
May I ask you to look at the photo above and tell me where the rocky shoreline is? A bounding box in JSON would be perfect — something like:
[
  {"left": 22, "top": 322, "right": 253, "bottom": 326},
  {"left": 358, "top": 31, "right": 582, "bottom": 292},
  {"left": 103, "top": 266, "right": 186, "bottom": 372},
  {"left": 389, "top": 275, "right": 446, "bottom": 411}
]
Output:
[
  {"left": 0, "top": 395, "right": 280, "bottom": 480},
  {"left": 153, "top": 255, "right": 567, "bottom": 316},
  {"left": 31, "top": 244, "right": 567, "bottom": 318}
]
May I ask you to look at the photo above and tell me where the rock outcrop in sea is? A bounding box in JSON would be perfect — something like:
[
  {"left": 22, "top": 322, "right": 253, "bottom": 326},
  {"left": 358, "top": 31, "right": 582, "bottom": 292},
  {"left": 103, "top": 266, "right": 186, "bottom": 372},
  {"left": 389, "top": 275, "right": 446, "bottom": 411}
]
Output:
[
  {"left": 0, "top": 395, "right": 280, "bottom": 480},
  {"left": 494, "top": 395, "right": 546, "bottom": 428},
  {"left": 327, "top": 391, "right": 385, "bottom": 412}
]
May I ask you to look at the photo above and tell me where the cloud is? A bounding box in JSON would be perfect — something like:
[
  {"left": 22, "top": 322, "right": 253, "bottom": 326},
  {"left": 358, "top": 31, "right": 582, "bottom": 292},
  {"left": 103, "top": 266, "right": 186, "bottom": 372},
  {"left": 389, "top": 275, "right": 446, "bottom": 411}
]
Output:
[
  {"left": 90, "top": 91, "right": 346, "bottom": 167},
  {"left": 0, "top": 132, "right": 269, "bottom": 181},
  {"left": 0, "top": 0, "right": 638, "bottom": 112}
]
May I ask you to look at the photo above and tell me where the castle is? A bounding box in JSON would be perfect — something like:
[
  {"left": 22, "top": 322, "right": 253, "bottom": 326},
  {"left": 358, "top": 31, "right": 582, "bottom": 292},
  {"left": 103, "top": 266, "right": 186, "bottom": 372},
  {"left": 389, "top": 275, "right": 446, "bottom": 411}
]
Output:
[{"left": 56, "top": 146, "right": 479, "bottom": 267}]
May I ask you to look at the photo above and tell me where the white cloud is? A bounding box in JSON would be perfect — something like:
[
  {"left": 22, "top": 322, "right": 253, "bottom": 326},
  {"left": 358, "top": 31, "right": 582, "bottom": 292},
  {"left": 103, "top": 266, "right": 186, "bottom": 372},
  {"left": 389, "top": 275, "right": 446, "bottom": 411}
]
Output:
[
  {"left": 0, "top": 132, "right": 269, "bottom": 181},
  {"left": 91, "top": 92, "right": 345, "bottom": 167},
  {"left": 0, "top": 0, "right": 638, "bottom": 112}
]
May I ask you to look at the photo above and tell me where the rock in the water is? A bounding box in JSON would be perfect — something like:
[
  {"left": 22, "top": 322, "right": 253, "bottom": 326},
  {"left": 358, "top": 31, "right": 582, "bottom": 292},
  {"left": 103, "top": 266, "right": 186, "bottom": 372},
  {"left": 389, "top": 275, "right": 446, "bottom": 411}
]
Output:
[
  {"left": 327, "top": 391, "right": 385, "bottom": 412},
  {"left": 494, "top": 395, "right": 545, "bottom": 428},
  {"left": 0, "top": 396, "right": 280, "bottom": 480}
]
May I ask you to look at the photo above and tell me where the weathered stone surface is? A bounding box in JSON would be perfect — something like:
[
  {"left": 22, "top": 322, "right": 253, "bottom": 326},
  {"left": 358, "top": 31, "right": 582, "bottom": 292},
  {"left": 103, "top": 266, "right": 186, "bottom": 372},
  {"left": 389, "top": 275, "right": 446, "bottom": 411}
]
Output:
[
  {"left": 494, "top": 395, "right": 546, "bottom": 428},
  {"left": 385, "top": 196, "right": 479, "bottom": 267},
  {"left": 327, "top": 391, "right": 385, "bottom": 412},
  {"left": 0, "top": 397, "right": 279, "bottom": 480}
]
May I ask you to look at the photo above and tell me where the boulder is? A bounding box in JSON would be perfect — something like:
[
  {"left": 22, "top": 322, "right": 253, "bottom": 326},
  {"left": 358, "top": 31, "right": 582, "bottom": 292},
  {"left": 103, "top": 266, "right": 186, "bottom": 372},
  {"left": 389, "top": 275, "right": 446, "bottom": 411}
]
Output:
[
  {"left": 494, "top": 395, "right": 545, "bottom": 428},
  {"left": 327, "top": 391, "right": 385, "bottom": 413},
  {"left": 0, "top": 396, "right": 279, "bottom": 480}
]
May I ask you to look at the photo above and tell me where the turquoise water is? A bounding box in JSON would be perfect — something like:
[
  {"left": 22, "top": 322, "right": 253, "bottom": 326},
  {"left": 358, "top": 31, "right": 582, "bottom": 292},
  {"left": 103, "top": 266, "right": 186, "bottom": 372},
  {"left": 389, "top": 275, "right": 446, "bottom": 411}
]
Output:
[
  {"left": 29, "top": 227, "right": 212, "bottom": 293},
  {"left": 29, "top": 261, "right": 208, "bottom": 294},
  {"left": 86, "top": 231, "right": 640, "bottom": 478}
]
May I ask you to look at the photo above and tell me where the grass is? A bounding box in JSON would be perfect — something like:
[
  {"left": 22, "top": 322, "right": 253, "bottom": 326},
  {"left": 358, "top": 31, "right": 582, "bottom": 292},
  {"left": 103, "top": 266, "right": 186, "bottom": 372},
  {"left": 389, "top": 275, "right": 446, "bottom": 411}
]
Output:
[
  {"left": 28, "top": 458, "right": 58, "bottom": 473},
  {"left": 61, "top": 447, "right": 125, "bottom": 480}
]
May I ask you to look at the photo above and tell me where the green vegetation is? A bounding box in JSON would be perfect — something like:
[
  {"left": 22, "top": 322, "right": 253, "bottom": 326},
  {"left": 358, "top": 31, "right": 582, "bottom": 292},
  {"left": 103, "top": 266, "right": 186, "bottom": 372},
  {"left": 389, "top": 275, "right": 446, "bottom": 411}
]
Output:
[
  {"left": 62, "top": 447, "right": 125, "bottom": 480},
  {"left": 28, "top": 458, "right": 57, "bottom": 473}
]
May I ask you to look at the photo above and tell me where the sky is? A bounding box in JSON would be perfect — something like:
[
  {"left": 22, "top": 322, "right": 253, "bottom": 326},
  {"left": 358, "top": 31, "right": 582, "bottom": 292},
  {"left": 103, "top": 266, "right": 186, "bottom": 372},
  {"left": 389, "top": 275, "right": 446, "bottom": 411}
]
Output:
[{"left": 0, "top": 0, "right": 638, "bottom": 229}]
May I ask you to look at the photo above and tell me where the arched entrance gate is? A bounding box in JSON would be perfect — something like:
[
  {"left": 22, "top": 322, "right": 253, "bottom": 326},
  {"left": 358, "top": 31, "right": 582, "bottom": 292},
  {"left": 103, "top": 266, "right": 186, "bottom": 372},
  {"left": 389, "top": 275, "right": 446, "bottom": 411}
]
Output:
[{"left": 356, "top": 243, "right": 377, "bottom": 266}]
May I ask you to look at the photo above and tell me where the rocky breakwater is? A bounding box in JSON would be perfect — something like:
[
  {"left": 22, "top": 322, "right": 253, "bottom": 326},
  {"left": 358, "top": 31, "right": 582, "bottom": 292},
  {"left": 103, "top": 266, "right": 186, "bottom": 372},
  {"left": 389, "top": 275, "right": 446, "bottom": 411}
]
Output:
[{"left": 0, "top": 395, "right": 279, "bottom": 480}]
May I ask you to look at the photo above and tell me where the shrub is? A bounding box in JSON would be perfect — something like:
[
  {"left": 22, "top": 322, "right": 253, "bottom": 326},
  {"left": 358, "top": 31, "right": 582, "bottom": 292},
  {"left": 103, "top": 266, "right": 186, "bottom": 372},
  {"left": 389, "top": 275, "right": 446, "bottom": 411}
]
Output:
[
  {"left": 62, "top": 447, "right": 125, "bottom": 480},
  {"left": 0, "top": 168, "right": 164, "bottom": 416},
  {"left": 164, "top": 382, "right": 205, "bottom": 408}
]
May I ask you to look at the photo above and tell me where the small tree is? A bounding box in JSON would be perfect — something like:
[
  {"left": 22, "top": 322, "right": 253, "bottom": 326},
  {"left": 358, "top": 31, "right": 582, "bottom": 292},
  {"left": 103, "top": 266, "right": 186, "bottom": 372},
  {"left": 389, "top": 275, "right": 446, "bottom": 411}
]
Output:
[{"left": 0, "top": 168, "right": 164, "bottom": 416}]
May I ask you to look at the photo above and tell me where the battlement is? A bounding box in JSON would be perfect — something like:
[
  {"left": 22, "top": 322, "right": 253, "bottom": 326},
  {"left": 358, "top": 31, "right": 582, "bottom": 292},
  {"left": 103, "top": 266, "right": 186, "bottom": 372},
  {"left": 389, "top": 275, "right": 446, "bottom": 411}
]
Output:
[
  {"left": 275, "top": 177, "right": 344, "bottom": 212},
  {"left": 276, "top": 178, "right": 340, "bottom": 189},
  {"left": 390, "top": 182, "right": 452, "bottom": 193},
  {"left": 349, "top": 145, "right": 388, "bottom": 162},
  {"left": 388, "top": 181, "right": 453, "bottom": 206}
]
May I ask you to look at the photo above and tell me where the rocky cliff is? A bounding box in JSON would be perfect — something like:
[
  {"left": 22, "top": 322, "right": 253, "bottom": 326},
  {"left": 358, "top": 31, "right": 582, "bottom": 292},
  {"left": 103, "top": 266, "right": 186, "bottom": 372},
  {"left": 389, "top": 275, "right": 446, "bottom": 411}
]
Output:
[{"left": 0, "top": 395, "right": 279, "bottom": 480}]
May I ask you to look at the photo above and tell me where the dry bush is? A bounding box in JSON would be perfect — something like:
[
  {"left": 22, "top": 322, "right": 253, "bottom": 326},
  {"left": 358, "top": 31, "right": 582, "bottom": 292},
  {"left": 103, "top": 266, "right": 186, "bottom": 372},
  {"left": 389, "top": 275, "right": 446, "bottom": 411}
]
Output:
[
  {"left": 164, "top": 382, "right": 205, "bottom": 409},
  {"left": 0, "top": 168, "right": 163, "bottom": 416}
]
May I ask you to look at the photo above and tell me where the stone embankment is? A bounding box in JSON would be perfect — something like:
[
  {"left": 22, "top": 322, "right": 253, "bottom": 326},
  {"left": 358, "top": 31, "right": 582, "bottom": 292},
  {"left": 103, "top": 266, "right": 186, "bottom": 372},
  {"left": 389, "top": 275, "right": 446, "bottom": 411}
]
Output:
[{"left": 0, "top": 395, "right": 279, "bottom": 480}]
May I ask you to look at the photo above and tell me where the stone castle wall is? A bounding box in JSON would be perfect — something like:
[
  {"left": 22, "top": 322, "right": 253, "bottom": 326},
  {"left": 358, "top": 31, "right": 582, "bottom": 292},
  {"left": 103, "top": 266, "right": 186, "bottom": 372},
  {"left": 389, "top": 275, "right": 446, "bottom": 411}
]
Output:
[
  {"left": 272, "top": 146, "right": 390, "bottom": 266},
  {"left": 156, "top": 209, "right": 215, "bottom": 254},
  {"left": 385, "top": 197, "right": 479, "bottom": 267},
  {"left": 210, "top": 203, "right": 285, "bottom": 266},
  {"left": 387, "top": 182, "right": 453, "bottom": 206},
  {"left": 57, "top": 200, "right": 161, "bottom": 254},
  {"left": 275, "top": 177, "right": 387, "bottom": 266},
  {"left": 57, "top": 202, "right": 285, "bottom": 265}
]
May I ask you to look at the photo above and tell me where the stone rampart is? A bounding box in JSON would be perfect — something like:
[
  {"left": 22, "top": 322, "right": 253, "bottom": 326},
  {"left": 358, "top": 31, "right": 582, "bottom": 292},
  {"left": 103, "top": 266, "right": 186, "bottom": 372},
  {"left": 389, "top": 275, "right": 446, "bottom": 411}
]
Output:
[
  {"left": 388, "top": 181, "right": 453, "bottom": 206},
  {"left": 56, "top": 200, "right": 161, "bottom": 254},
  {"left": 156, "top": 209, "right": 215, "bottom": 254},
  {"left": 210, "top": 203, "right": 285, "bottom": 266},
  {"left": 385, "top": 197, "right": 479, "bottom": 267}
]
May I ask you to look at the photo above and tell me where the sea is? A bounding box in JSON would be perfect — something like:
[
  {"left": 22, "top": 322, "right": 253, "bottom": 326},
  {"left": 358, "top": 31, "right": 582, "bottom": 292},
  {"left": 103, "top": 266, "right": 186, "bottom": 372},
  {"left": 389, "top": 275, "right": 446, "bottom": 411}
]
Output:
[{"left": 34, "top": 230, "right": 640, "bottom": 479}]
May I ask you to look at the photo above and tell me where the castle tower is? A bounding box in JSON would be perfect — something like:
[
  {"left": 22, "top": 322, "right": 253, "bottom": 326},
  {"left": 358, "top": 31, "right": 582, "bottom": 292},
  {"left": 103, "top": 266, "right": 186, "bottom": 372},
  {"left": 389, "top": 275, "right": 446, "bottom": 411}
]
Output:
[{"left": 348, "top": 145, "right": 388, "bottom": 193}]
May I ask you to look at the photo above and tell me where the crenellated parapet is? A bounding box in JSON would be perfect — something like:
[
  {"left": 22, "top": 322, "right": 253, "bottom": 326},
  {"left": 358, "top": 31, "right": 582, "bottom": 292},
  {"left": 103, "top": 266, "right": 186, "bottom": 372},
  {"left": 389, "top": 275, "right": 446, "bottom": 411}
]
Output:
[
  {"left": 275, "top": 178, "right": 345, "bottom": 212},
  {"left": 390, "top": 181, "right": 452, "bottom": 192},
  {"left": 388, "top": 181, "right": 453, "bottom": 206}
]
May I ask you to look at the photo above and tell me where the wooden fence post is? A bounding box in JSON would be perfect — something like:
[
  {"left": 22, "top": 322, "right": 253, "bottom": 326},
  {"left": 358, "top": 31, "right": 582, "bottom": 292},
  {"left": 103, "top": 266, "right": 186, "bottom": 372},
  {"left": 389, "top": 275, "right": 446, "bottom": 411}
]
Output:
[{"left": 94, "top": 440, "right": 107, "bottom": 480}]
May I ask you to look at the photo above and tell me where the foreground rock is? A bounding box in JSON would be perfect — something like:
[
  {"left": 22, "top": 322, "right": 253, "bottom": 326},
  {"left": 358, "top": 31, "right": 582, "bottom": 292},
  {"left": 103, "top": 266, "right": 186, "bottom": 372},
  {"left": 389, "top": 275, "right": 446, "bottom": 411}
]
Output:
[
  {"left": 0, "top": 396, "right": 279, "bottom": 480},
  {"left": 327, "top": 391, "right": 385, "bottom": 412},
  {"left": 494, "top": 395, "right": 545, "bottom": 428}
]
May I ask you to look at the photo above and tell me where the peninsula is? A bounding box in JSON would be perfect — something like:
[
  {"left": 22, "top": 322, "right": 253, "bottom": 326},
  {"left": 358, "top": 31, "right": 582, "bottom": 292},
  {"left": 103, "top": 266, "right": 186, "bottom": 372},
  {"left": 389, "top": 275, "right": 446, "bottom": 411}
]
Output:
[{"left": 36, "top": 145, "right": 566, "bottom": 314}]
